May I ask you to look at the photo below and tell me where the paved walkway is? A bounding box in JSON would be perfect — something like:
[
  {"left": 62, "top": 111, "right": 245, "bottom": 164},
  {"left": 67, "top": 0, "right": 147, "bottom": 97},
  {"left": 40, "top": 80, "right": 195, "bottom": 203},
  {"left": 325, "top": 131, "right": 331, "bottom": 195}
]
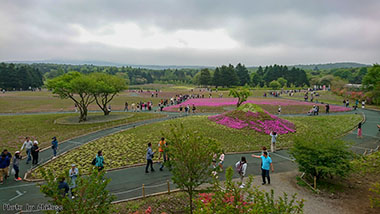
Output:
[{"left": 0, "top": 108, "right": 379, "bottom": 212}]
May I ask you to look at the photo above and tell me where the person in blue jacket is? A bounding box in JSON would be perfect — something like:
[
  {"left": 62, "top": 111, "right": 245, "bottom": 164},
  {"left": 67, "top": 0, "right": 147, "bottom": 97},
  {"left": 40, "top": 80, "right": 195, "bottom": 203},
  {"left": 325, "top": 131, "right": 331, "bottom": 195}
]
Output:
[
  {"left": 0, "top": 154, "right": 11, "bottom": 184},
  {"left": 51, "top": 136, "right": 58, "bottom": 158}
]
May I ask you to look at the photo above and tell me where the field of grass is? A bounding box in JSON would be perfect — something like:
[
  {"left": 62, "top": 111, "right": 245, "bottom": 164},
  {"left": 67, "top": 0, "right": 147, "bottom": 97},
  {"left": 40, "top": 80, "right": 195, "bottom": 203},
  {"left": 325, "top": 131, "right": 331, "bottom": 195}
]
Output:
[
  {"left": 0, "top": 86, "right": 272, "bottom": 113},
  {"left": 0, "top": 112, "right": 164, "bottom": 155},
  {"left": 30, "top": 114, "right": 362, "bottom": 178},
  {"left": 0, "top": 90, "right": 163, "bottom": 113}
]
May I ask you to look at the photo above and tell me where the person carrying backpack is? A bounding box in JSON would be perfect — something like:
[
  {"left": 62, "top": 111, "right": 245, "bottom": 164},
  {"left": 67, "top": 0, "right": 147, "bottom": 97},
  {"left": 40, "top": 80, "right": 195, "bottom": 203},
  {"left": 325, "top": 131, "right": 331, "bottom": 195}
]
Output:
[
  {"left": 13, "top": 151, "right": 22, "bottom": 181},
  {"left": 145, "top": 143, "right": 155, "bottom": 173},
  {"left": 235, "top": 156, "right": 247, "bottom": 185},
  {"left": 270, "top": 131, "right": 278, "bottom": 153},
  {"left": 93, "top": 150, "right": 105, "bottom": 171},
  {"left": 252, "top": 152, "right": 274, "bottom": 185}
]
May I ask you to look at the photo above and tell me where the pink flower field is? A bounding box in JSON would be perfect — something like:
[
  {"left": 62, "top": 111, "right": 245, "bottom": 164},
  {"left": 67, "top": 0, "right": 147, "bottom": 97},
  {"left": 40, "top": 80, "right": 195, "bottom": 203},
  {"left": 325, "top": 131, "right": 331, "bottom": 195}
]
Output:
[
  {"left": 163, "top": 98, "right": 350, "bottom": 112},
  {"left": 208, "top": 105, "right": 297, "bottom": 135}
]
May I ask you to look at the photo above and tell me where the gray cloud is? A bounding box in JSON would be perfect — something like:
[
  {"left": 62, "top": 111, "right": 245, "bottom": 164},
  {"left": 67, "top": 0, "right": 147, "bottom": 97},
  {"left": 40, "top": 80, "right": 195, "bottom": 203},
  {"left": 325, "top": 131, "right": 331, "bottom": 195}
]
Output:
[{"left": 0, "top": 0, "right": 379, "bottom": 66}]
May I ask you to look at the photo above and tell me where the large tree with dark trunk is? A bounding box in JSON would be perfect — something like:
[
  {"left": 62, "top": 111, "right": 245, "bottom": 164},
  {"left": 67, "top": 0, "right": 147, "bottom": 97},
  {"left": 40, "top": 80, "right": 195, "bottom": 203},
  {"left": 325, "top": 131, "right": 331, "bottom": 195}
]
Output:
[
  {"left": 91, "top": 73, "right": 127, "bottom": 115},
  {"left": 47, "top": 72, "right": 96, "bottom": 122}
]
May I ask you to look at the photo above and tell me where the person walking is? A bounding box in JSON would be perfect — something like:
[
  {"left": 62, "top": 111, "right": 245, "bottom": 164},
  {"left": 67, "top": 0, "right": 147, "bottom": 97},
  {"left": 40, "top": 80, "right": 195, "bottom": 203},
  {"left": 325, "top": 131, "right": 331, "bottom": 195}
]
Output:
[
  {"left": 58, "top": 177, "right": 70, "bottom": 196},
  {"left": 252, "top": 152, "right": 274, "bottom": 185},
  {"left": 270, "top": 131, "right": 278, "bottom": 153},
  {"left": 0, "top": 154, "right": 10, "bottom": 184},
  {"left": 69, "top": 164, "right": 79, "bottom": 199},
  {"left": 1, "top": 149, "right": 11, "bottom": 180},
  {"left": 357, "top": 122, "right": 363, "bottom": 138},
  {"left": 192, "top": 104, "right": 196, "bottom": 114},
  {"left": 31, "top": 142, "right": 40, "bottom": 165},
  {"left": 235, "top": 156, "right": 247, "bottom": 186},
  {"left": 124, "top": 102, "right": 129, "bottom": 112},
  {"left": 218, "top": 152, "right": 225, "bottom": 170},
  {"left": 94, "top": 151, "right": 105, "bottom": 171},
  {"left": 51, "top": 136, "right": 58, "bottom": 158},
  {"left": 13, "top": 151, "right": 22, "bottom": 181},
  {"left": 158, "top": 138, "right": 167, "bottom": 171},
  {"left": 21, "top": 137, "right": 33, "bottom": 164},
  {"left": 325, "top": 103, "right": 330, "bottom": 114},
  {"left": 131, "top": 103, "right": 136, "bottom": 112},
  {"left": 361, "top": 100, "right": 365, "bottom": 109},
  {"left": 145, "top": 143, "right": 155, "bottom": 173}
]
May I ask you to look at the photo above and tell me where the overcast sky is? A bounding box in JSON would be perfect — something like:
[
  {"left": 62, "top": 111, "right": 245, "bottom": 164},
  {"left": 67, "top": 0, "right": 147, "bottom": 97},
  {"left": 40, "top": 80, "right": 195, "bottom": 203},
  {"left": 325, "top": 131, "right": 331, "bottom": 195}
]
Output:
[{"left": 0, "top": 0, "right": 379, "bottom": 66}]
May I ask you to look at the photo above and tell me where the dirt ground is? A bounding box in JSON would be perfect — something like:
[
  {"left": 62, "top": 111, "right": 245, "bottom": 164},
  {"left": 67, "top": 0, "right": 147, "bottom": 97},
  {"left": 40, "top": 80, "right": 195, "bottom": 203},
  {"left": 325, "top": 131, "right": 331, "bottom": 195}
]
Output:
[{"left": 251, "top": 170, "right": 380, "bottom": 214}]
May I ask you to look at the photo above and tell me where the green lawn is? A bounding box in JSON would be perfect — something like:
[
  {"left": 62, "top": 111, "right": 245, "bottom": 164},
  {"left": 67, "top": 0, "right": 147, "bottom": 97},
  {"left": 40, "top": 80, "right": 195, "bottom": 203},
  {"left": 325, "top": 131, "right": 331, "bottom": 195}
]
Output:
[
  {"left": 31, "top": 114, "right": 362, "bottom": 178},
  {"left": 0, "top": 90, "right": 162, "bottom": 113},
  {"left": 0, "top": 112, "right": 164, "bottom": 155}
]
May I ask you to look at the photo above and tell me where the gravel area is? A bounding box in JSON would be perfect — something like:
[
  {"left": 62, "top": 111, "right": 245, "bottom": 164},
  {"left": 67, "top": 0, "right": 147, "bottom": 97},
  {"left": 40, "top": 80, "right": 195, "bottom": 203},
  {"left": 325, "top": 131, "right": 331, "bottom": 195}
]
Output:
[{"left": 245, "top": 170, "right": 348, "bottom": 214}]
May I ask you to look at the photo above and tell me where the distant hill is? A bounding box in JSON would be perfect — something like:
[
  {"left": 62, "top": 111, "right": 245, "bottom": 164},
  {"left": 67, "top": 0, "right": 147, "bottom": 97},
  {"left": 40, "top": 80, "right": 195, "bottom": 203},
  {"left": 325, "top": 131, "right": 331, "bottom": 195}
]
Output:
[
  {"left": 290, "top": 62, "right": 369, "bottom": 70},
  {"left": 4, "top": 60, "right": 369, "bottom": 71},
  {"left": 5, "top": 60, "right": 213, "bottom": 70}
]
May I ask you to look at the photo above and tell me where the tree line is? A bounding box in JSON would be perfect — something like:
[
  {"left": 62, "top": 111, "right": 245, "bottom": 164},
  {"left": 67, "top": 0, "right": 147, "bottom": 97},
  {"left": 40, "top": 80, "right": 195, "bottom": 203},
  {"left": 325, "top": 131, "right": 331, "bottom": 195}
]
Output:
[
  {"left": 30, "top": 63, "right": 198, "bottom": 85},
  {"left": 195, "top": 63, "right": 309, "bottom": 88},
  {"left": 0, "top": 63, "right": 43, "bottom": 90}
]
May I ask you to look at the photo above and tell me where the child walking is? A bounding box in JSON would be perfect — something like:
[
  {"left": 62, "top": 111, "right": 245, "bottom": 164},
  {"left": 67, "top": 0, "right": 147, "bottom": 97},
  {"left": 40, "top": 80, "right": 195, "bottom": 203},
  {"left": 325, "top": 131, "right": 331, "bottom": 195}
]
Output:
[
  {"left": 357, "top": 122, "right": 363, "bottom": 138},
  {"left": 235, "top": 156, "right": 247, "bottom": 187}
]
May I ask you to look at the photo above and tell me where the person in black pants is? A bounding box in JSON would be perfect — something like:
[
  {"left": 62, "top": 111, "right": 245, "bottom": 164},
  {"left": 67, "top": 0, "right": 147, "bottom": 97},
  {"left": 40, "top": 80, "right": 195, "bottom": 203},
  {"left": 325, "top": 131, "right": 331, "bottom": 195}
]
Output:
[
  {"left": 252, "top": 152, "right": 274, "bottom": 185},
  {"left": 145, "top": 143, "right": 155, "bottom": 173},
  {"left": 31, "top": 142, "right": 40, "bottom": 165}
]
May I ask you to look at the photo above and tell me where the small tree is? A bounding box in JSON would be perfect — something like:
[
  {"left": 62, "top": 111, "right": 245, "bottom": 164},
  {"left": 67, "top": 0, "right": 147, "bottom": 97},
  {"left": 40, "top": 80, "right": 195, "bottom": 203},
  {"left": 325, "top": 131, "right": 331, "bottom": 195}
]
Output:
[
  {"left": 46, "top": 72, "right": 96, "bottom": 122},
  {"left": 199, "top": 68, "right": 212, "bottom": 86},
  {"left": 167, "top": 124, "right": 220, "bottom": 214},
  {"left": 91, "top": 73, "right": 127, "bottom": 115},
  {"left": 277, "top": 77, "right": 288, "bottom": 88},
  {"left": 290, "top": 136, "right": 353, "bottom": 182},
  {"left": 269, "top": 80, "right": 281, "bottom": 90},
  {"left": 39, "top": 169, "right": 115, "bottom": 213},
  {"left": 229, "top": 87, "right": 252, "bottom": 107},
  {"left": 195, "top": 167, "right": 304, "bottom": 213}
]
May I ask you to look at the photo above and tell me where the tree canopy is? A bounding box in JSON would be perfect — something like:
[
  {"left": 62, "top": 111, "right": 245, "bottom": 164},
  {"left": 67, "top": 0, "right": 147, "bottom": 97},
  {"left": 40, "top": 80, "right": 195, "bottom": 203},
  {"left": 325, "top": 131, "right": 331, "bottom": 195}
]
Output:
[
  {"left": 46, "top": 72, "right": 96, "bottom": 122},
  {"left": 91, "top": 73, "right": 127, "bottom": 115},
  {"left": 0, "top": 63, "right": 43, "bottom": 90}
]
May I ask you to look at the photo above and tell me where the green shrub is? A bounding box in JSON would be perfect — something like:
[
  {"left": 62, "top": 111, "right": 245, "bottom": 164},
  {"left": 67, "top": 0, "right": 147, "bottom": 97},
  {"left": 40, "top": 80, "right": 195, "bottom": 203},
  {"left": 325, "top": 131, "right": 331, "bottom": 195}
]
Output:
[{"left": 290, "top": 135, "right": 353, "bottom": 181}]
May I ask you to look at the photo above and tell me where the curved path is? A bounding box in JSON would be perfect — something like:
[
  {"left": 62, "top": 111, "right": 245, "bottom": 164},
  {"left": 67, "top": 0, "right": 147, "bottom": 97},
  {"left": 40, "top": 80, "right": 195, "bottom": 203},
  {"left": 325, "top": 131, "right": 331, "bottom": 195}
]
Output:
[{"left": 0, "top": 108, "right": 379, "bottom": 212}]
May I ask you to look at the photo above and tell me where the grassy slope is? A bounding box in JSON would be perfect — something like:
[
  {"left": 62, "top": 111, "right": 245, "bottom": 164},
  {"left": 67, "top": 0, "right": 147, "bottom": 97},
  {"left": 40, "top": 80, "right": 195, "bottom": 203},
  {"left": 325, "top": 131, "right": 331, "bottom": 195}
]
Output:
[
  {"left": 0, "top": 112, "right": 164, "bottom": 154},
  {"left": 31, "top": 114, "right": 362, "bottom": 178}
]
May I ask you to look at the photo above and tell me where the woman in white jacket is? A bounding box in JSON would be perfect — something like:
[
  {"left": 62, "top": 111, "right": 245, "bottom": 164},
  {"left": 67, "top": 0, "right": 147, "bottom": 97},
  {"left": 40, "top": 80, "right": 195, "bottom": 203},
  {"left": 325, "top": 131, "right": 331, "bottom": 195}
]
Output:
[{"left": 235, "top": 156, "right": 247, "bottom": 184}]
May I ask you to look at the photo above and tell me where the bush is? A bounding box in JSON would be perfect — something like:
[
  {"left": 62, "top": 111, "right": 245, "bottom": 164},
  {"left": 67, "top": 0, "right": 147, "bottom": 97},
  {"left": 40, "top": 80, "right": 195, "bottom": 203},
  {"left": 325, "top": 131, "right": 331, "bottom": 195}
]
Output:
[
  {"left": 39, "top": 169, "right": 115, "bottom": 213},
  {"left": 353, "top": 151, "right": 380, "bottom": 208},
  {"left": 166, "top": 124, "right": 220, "bottom": 214},
  {"left": 290, "top": 135, "right": 353, "bottom": 181},
  {"left": 194, "top": 167, "right": 304, "bottom": 213}
]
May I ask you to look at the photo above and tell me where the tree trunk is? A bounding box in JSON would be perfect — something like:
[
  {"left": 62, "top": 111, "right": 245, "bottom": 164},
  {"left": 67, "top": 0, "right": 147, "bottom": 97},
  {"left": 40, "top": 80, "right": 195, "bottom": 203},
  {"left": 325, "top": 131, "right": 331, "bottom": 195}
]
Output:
[
  {"left": 104, "top": 108, "right": 110, "bottom": 116},
  {"left": 237, "top": 98, "right": 241, "bottom": 107},
  {"left": 79, "top": 106, "right": 88, "bottom": 122},
  {"left": 189, "top": 190, "right": 193, "bottom": 214}
]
